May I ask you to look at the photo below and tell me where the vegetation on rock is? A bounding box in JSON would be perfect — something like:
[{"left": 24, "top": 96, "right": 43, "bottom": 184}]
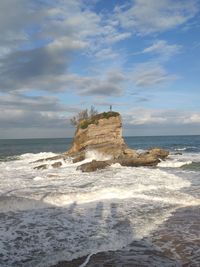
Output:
[
  {"left": 79, "top": 111, "right": 120, "bottom": 129},
  {"left": 70, "top": 106, "right": 98, "bottom": 127}
]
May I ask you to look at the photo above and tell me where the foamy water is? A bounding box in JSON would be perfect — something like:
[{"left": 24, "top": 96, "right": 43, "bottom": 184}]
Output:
[{"left": 0, "top": 151, "right": 199, "bottom": 267}]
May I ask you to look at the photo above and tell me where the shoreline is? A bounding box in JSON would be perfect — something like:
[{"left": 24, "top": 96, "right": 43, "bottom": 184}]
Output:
[{"left": 51, "top": 206, "right": 199, "bottom": 267}]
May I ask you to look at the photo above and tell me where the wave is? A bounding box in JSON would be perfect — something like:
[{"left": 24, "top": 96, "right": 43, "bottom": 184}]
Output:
[
  {"left": 174, "top": 147, "right": 187, "bottom": 151},
  {"left": 20, "top": 152, "right": 59, "bottom": 161},
  {"left": 158, "top": 160, "right": 192, "bottom": 168},
  {"left": 158, "top": 152, "right": 200, "bottom": 168},
  {"left": 181, "top": 161, "right": 200, "bottom": 171},
  {"left": 85, "top": 150, "right": 112, "bottom": 161},
  {"left": 0, "top": 151, "right": 199, "bottom": 267},
  {"left": 42, "top": 187, "right": 199, "bottom": 207},
  {"left": 0, "top": 196, "right": 49, "bottom": 212},
  {"left": 174, "top": 146, "right": 199, "bottom": 152},
  {"left": 0, "top": 155, "right": 20, "bottom": 162}
]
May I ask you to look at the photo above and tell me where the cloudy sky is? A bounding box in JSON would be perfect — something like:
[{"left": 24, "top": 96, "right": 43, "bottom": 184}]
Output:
[{"left": 0, "top": 0, "right": 200, "bottom": 138}]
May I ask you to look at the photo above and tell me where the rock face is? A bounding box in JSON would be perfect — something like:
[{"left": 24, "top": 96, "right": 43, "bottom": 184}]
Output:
[
  {"left": 66, "top": 112, "right": 133, "bottom": 159},
  {"left": 64, "top": 111, "right": 169, "bottom": 172}
]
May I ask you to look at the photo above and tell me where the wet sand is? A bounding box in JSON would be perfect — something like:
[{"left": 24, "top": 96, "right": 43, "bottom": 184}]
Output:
[{"left": 51, "top": 207, "right": 199, "bottom": 267}]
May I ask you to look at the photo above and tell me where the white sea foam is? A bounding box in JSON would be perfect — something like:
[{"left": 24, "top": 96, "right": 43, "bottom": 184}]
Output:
[
  {"left": 85, "top": 150, "right": 112, "bottom": 161},
  {"left": 158, "top": 152, "right": 200, "bottom": 168},
  {"left": 0, "top": 151, "right": 199, "bottom": 267},
  {"left": 158, "top": 159, "right": 192, "bottom": 168},
  {"left": 20, "top": 152, "right": 58, "bottom": 161},
  {"left": 79, "top": 253, "right": 94, "bottom": 267},
  {"left": 175, "top": 147, "right": 187, "bottom": 151}
]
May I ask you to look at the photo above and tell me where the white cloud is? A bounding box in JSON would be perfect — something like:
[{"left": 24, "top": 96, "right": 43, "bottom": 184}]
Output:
[
  {"left": 143, "top": 40, "right": 182, "bottom": 60},
  {"left": 124, "top": 108, "right": 200, "bottom": 126},
  {"left": 0, "top": 0, "right": 132, "bottom": 94},
  {"left": 183, "top": 114, "right": 200, "bottom": 124},
  {"left": 64, "top": 70, "right": 126, "bottom": 96},
  {"left": 115, "top": 0, "right": 198, "bottom": 35},
  {"left": 47, "top": 37, "right": 87, "bottom": 51},
  {"left": 105, "top": 31, "right": 132, "bottom": 43},
  {"left": 0, "top": 92, "right": 81, "bottom": 131},
  {"left": 95, "top": 48, "right": 119, "bottom": 60},
  {"left": 131, "top": 62, "right": 178, "bottom": 87}
]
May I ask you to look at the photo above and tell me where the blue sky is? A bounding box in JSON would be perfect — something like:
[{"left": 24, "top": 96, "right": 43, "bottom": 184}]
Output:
[{"left": 0, "top": 0, "right": 200, "bottom": 138}]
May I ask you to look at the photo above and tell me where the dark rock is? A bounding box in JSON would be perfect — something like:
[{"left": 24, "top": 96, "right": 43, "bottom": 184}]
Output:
[
  {"left": 33, "top": 155, "right": 64, "bottom": 163},
  {"left": 73, "top": 154, "right": 85, "bottom": 163},
  {"left": 34, "top": 164, "right": 48, "bottom": 170},
  {"left": 174, "top": 152, "right": 182, "bottom": 155},
  {"left": 51, "top": 162, "right": 62, "bottom": 168},
  {"left": 117, "top": 154, "right": 160, "bottom": 167},
  {"left": 77, "top": 160, "right": 110, "bottom": 172}
]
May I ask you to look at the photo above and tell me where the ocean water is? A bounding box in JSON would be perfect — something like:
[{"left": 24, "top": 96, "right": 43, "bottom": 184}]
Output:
[{"left": 0, "top": 136, "right": 199, "bottom": 267}]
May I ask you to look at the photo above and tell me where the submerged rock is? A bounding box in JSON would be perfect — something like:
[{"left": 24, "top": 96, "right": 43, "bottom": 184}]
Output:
[
  {"left": 72, "top": 153, "right": 85, "bottom": 163},
  {"left": 34, "top": 164, "right": 48, "bottom": 170},
  {"left": 34, "top": 161, "right": 63, "bottom": 170},
  {"left": 52, "top": 162, "right": 62, "bottom": 168},
  {"left": 33, "top": 155, "right": 64, "bottom": 163}
]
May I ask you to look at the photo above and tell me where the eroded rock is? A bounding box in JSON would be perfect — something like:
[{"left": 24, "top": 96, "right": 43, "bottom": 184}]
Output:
[
  {"left": 118, "top": 155, "right": 160, "bottom": 167},
  {"left": 147, "top": 148, "right": 169, "bottom": 160},
  {"left": 65, "top": 112, "right": 126, "bottom": 159}
]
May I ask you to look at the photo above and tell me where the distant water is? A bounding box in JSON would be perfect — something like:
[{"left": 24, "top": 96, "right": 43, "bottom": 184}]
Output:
[
  {"left": 1, "top": 135, "right": 200, "bottom": 159},
  {"left": 0, "top": 138, "right": 72, "bottom": 161},
  {"left": 0, "top": 135, "right": 199, "bottom": 267}
]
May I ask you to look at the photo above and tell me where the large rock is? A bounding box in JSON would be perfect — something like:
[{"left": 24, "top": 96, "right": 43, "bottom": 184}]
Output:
[
  {"left": 64, "top": 111, "right": 170, "bottom": 172},
  {"left": 117, "top": 154, "right": 160, "bottom": 167},
  {"left": 66, "top": 112, "right": 128, "bottom": 159},
  {"left": 77, "top": 160, "right": 110, "bottom": 172}
]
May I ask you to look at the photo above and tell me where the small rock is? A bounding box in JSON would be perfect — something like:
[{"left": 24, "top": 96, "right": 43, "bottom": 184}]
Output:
[
  {"left": 73, "top": 154, "right": 85, "bottom": 163},
  {"left": 33, "top": 155, "right": 64, "bottom": 163},
  {"left": 51, "top": 162, "right": 62, "bottom": 168},
  {"left": 34, "top": 164, "right": 48, "bottom": 170}
]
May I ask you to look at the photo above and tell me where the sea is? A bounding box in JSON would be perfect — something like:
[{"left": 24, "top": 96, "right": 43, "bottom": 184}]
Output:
[{"left": 0, "top": 136, "right": 199, "bottom": 267}]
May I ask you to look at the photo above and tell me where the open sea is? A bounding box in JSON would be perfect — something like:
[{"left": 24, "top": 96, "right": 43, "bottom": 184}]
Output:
[{"left": 0, "top": 136, "right": 199, "bottom": 267}]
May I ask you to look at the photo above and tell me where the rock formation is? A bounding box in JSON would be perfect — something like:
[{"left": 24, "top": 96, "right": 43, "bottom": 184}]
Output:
[
  {"left": 65, "top": 111, "right": 169, "bottom": 172},
  {"left": 66, "top": 111, "right": 134, "bottom": 159},
  {"left": 33, "top": 111, "right": 169, "bottom": 171}
]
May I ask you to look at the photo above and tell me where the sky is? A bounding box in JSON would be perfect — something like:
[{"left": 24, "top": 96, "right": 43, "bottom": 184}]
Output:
[{"left": 0, "top": 0, "right": 200, "bottom": 138}]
